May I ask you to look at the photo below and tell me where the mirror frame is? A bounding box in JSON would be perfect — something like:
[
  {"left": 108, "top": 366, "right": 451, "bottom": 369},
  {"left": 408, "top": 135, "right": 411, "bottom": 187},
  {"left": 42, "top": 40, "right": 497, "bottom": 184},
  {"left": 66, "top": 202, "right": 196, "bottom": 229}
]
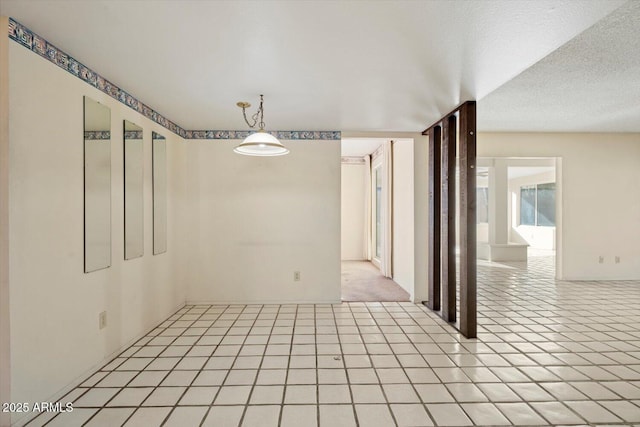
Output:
[
  {"left": 123, "top": 120, "right": 144, "bottom": 260},
  {"left": 152, "top": 131, "right": 167, "bottom": 255},
  {"left": 83, "top": 96, "right": 112, "bottom": 273}
]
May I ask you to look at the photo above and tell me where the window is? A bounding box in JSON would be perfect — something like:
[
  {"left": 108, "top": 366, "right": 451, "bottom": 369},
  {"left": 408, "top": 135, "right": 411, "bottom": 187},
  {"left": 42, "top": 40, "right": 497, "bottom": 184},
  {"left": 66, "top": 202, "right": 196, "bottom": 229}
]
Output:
[
  {"left": 476, "top": 187, "right": 489, "bottom": 223},
  {"left": 375, "top": 166, "right": 383, "bottom": 259},
  {"left": 520, "top": 183, "right": 555, "bottom": 226},
  {"left": 520, "top": 185, "right": 536, "bottom": 225}
]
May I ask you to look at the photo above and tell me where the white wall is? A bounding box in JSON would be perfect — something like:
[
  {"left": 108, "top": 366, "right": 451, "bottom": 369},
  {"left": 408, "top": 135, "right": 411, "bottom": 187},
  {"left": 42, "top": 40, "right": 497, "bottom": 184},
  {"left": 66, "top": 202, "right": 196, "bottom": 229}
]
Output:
[
  {"left": 7, "top": 41, "right": 186, "bottom": 424},
  {"left": 413, "top": 135, "right": 429, "bottom": 303},
  {"left": 476, "top": 175, "right": 489, "bottom": 243},
  {"left": 392, "top": 139, "right": 415, "bottom": 299},
  {"left": 184, "top": 139, "right": 341, "bottom": 304},
  {"left": 341, "top": 162, "right": 366, "bottom": 260},
  {"left": 479, "top": 132, "right": 640, "bottom": 280},
  {"left": 0, "top": 17, "right": 11, "bottom": 427},
  {"left": 508, "top": 170, "right": 556, "bottom": 250}
]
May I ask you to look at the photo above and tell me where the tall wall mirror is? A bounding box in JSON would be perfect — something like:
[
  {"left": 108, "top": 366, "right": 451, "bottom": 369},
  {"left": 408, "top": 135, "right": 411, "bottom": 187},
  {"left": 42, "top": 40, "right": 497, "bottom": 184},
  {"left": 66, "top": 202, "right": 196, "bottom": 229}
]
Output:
[
  {"left": 152, "top": 132, "right": 167, "bottom": 255},
  {"left": 84, "top": 96, "right": 112, "bottom": 272},
  {"left": 124, "top": 120, "right": 144, "bottom": 260}
]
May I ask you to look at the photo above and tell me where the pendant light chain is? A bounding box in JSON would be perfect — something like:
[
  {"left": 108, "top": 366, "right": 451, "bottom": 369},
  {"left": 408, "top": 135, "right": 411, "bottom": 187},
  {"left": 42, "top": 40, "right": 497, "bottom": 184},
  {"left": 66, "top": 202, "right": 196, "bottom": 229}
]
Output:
[
  {"left": 241, "top": 94, "right": 266, "bottom": 131},
  {"left": 258, "top": 95, "right": 265, "bottom": 131}
]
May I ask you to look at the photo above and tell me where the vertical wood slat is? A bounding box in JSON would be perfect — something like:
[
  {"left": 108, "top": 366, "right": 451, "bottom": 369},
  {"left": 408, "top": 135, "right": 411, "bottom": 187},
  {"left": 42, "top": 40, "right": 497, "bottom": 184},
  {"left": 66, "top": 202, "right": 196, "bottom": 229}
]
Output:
[
  {"left": 427, "top": 126, "right": 441, "bottom": 311},
  {"left": 422, "top": 100, "right": 477, "bottom": 339},
  {"left": 441, "top": 115, "right": 457, "bottom": 323},
  {"left": 458, "top": 101, "right": 477, "bottom": 338}
]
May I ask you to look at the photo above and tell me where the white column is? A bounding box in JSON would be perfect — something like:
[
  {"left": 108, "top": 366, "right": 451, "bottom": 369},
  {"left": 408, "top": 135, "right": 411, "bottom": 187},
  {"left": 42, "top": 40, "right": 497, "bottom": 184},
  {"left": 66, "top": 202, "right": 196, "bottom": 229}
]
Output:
[{"left": 488, "top": 159, "right": 509, "bottom": 245}]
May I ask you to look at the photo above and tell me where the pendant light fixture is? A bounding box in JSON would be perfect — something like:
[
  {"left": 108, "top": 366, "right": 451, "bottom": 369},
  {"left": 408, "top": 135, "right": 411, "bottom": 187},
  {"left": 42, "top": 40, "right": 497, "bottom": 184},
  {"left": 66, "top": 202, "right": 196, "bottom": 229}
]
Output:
[{"left": 234, "top": 94, "right": 289, "bottom": 156}]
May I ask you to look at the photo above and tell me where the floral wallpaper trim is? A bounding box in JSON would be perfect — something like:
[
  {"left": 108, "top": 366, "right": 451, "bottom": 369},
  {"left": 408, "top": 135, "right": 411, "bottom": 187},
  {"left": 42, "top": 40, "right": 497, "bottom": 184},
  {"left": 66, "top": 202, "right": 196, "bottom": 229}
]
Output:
[
  {"left": 84, "top": 131, "right": 111, "bottom": 140},
  {"left": 7, "top": 18, "right": 341, "bottom": 141},
  {"left": 184, "top": 130, "right": 341, "bottom": 140},
  {"left": 124, "top": 130, "right": 143, "bottom": 140}
]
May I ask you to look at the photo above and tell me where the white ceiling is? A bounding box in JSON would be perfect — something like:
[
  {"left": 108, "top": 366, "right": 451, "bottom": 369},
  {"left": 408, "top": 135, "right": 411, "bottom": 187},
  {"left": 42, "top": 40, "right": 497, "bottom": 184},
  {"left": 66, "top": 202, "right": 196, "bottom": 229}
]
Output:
[
  {"left": 0, "top": 0, "right": 631, "bottom": 132},
  {"left": 341, "top": 138, "right": 385, "bottom": 157},
  {"left": 478, "top": 0, "right": 640, "bottom": 132}
]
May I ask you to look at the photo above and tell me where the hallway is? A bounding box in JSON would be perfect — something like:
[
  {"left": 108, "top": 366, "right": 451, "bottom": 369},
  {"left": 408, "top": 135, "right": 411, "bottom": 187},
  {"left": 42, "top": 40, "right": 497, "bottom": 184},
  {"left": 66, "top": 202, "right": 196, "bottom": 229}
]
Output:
[{"left": 26, "top": 256, "right": 640, "bottom": 426}]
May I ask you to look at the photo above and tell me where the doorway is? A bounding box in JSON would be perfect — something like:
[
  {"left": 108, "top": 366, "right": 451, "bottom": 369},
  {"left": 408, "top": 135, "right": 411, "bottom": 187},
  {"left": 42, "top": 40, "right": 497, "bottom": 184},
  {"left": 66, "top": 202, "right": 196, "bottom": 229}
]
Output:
[
  {"left": 476, "top": 157, "right": 560, "bottom": 276},
  {"left": 340, "top": 138, "right": 414, "bottom": 302}
]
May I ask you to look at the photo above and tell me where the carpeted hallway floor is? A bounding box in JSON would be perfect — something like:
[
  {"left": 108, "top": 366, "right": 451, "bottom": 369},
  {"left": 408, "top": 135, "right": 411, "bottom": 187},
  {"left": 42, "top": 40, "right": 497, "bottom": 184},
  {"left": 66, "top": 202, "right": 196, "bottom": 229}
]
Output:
[{"left": 341, "top": 261, "right": 410, "bottom": 302}]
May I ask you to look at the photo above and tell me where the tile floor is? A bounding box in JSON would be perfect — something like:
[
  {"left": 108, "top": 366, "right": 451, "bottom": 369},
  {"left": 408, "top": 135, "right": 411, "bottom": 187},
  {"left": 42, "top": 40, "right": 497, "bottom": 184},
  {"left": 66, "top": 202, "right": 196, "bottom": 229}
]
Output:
[{"left": 27, "top": 254, "right": 640, "bottom": 426}]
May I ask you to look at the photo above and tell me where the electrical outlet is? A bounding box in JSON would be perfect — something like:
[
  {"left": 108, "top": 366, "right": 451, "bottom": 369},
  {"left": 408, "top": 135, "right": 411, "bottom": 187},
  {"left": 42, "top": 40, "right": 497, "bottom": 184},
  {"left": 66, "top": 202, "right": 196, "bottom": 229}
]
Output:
[
  {"left": 615, "top": 256, "right": 620, "bottom": 264},
  {"left": 99, "top": 311, "right": 107, "bottom": 329},
  {"left": 598, "top": 256, "right": 604, "bottom": 264},
  {"left": 294, "top": 271, "right": 301, "bottom": 281}
]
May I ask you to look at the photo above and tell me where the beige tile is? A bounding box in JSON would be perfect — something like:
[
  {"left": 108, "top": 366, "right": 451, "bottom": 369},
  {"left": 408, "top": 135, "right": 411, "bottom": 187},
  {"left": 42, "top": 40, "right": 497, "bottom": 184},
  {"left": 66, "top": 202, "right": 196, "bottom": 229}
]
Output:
[
  {"left": 564, "top": 400, "right": 622, "bottom": 424},
  {"left": 414, "top": 384, "right": 455, "bottom": 403},
  {"left": 355, "top": 404, "right": 395, "bottom": 427},
  {"left": 287, "top": 368, "right": 317, "bottom": 384},
  {"left": 425, "top": 404, "right": 473, "bottom": 426},
  {"left": 96, "top": 371, "right": 137, "bottom": 387},
  {"left": 178, "top": 386, "right": 218, "bottom": 405},
  {"left": 319, "top": 384, "right": 351, "bottom": 403},
  {"left": 531, "top": 401, "right": 584, "bottom": 424},
  {"left": 391, "top": 404, "right": 433, "bottom": 426},
  {"left": 250, "top": 385, "right": 284, "bottom": 404},
  {"left": 446, "top": 383, "right": 488, "bottom": 402},
  {"left": 509, "top": 382, "right": 555, "bottom": 401},
  {"left": 241, "top": 406, "right": 281, "bottom": 427},
  {"left": 599, "top": 400, "right": 640, "bottom": 423},
  {"left": 214, "top": 385, "right": 252, "bottom": 405},
  {"left": 123, "top": 407, "right": 172, "bottom": 427},
  {"left": 540, "top": 382, "right": 588, "bottom": 400},
  {"left": 84, "top": 408, "right": 135, "bottom": 427},
  {"left": 160, "top": 370, "right": 198, "bottom": 386},
  {"left": 351, "top": 384, "right": 386, "bottom": 403},
  {"left": 74, "top": 388, "right": 120, "bottom": 407},
  {"left": 45, "top": 409, "right": 98, "bottom": 427},
  {"left": 285, "top": 385, "right": 317, "bottom": 404},
  {"left": 163, "top": 407, "right": 208, "bottom": 427},
  {"left": 107, "top": 388, "right": 153, "bottom": 407},
  {"left": 318, "top": 368, "right": 348, "bottom": 384},
  {"left": 382, "top": 384, "right": 420, "bottom": 403},
  {"left": 347, "top": 368, "right": 379, "bottom": 384},
  {"left": 142, "top": 387, "right": 186, "bottom": 406},
  {"left": 319, "top": 404, "right": 356, "bottom": 427},
  {"left": 201, "top": 406, "right": 244, "bottom": 427},
  {"left": 281, "top": 405, "right": 317, "bottom": 427},
  {"left": 496, "top": 402, "right": 547, "bottom": 425},
  {"left": 224, "top": 369, "right": 257, "bottom": 385},
  {"left": 461, "top": 403, "right": 510, "bottom": 425},
  {"left": 256, "top": 369, "right": 287, "bottom": 385},
  {"left": 377, "top": 368, "right": 411, "bottom": 383}
]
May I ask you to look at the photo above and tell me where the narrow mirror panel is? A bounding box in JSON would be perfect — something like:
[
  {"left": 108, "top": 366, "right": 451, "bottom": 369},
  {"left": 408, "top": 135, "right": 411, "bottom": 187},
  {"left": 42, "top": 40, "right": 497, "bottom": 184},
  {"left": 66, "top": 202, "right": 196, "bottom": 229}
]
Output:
[
  {"left": 124, "top": 120, "right": 144, "bottom": 260},
  {"left": 152, "top": 132, "right": 167, "bottom": 255},
  {"left": 84, "top": 96, "right": 111, "bottom": 272}
]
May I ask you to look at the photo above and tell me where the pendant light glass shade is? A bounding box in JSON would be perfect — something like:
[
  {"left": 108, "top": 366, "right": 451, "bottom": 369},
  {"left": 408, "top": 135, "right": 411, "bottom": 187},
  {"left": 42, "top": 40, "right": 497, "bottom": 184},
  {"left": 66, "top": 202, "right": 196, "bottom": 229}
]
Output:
[
  {"left": 233, "top": 130, "right": 289, "bottom": 156},
  {"left": 234, "top": 95, "right": 289, "bottom": 156}
]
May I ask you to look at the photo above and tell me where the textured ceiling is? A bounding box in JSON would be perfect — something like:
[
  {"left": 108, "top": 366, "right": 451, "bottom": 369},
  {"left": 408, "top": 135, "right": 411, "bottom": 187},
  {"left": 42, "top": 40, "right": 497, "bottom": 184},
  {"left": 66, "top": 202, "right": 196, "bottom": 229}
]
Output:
[
  {"left": 478, "top": 0, "right": 640, "bottom": 132},
  {"left": 0, "top": 0, "right": 629, "bottom": 132}
]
